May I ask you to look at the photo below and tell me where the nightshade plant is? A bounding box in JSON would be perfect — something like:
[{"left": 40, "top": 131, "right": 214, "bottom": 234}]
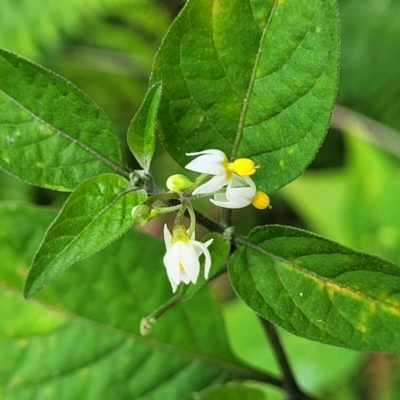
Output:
[{"left": 2, "top": 0, "right": 400, "bottom": 399}]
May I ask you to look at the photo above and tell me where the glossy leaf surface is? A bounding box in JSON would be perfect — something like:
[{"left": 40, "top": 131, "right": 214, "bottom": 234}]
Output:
[
  {"left": 151, "top": 0, "right": 339, "bottom": 192},
  {"left": 229, "top": 225, "right": 400, "bottom": 351},
  {"left": 0, "top": 49, "right": 127, "bottom": 191},
  {"left": 24, "top": 174, "right": 147, "bottom": 298}
]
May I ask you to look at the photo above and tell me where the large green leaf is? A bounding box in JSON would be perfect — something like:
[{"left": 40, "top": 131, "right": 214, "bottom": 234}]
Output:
[
  {"left": 24, "top": 174, "right": 147, "bottom": 298},
  {"left": 151, "top": 0, "right": 339, "bottom": 192},
  {"left": 0, "top": 203, "right": 271, "bottom": 399},
  {"left": 229, "top": 225, "right": 400, "bottom": 352},
  {"left": 0, "top": 49, "right": 128, "bottom": 191},
  {"left": 127, "top": 82, "right": 162, "bottom": 171}
]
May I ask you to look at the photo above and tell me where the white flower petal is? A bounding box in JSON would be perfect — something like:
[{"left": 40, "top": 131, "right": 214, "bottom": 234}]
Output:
[
  {"left": 210, "top": 197, "right": 249, "bottom": 209},
  {"left": 179, "top": 242, "right": 200, "bottom": 283},
  {"left": 162, "top": 226, "right": 215, "bottom": 292},
  {"left": 178, "top": 269, "right": 191, "bottom": 285},
  {"left": 193, "top": 173, "right": 229, "bottom": 195},
  {"left": 193, "top": 239, "right": 213, "bottom": 279},
  {"left": 170, "top": 279, "right": 178, "bottom": 293},
  {"left": 163, "top": 224, "right": 172, "bottom": 250},
  {"left": 239, "top": 175, "right": 256, "bottom": 190},
  {"left": 163, "top": 243, "right": 181, "bottom": 284},
  {"left": 185, "top": 158, "right": 225, "bottom": 175},
  {"left": 226, "top": 186, "right": 254, "bottom": 203},
  {"left": 209, "top": 174, "right": 256, "bottom": 209},
  {"left": 210, "top": 184, "right": 251, "bottom": 208},
  {"left": 186, "top": 149, "right": 225, "bottom": 159},
  {"left": 185, "top": 149, "right": 226, "bottom": 175}
]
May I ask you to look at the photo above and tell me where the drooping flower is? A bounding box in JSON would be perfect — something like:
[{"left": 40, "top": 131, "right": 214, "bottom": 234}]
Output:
[
  {"left": 163, "top": 224, "right": 213, "bottom": 292},
  {"left": 185, "top": 149, "right": 257, "bottom": 195},
  {"left": 210, "top": 175, "right": 270, "bottom": 210}
]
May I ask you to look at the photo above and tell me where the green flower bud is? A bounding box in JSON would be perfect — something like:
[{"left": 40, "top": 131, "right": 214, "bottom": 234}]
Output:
[
  {"left": 166, "top": 174, "right": 193, "bottom": 191},
  {"left": 131, "top": 203, "right": 152, "bottom": 226}
]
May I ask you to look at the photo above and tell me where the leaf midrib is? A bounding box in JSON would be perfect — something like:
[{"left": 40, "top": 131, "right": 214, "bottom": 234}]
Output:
[
  {"left": 0, "top": 87, "right": 129, "bottom": 179},
  {"left": 229, "top": 0, "right": 279, "bottom": 160},
  {"left": 27, "top": 187, "right": 135, "bottom": 297},
  {"left": 242, "top": 237, "right": 400, "bottom": 316}
]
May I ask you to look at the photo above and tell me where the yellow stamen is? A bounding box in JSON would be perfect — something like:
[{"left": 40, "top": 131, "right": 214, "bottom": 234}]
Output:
[
  {"left": 226, "top": 158, "right": 257, "bottom": 176},
  {"left": 251, "top": 191, "right": 270, "bottom": 210},
  {"left": 179, "top": 261, "right": 185, "bottom": 271}
]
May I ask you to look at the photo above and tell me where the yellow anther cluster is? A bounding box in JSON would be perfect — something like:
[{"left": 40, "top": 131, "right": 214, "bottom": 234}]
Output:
[
  {"left": 226, "top": 158, "right": 257, "bottom": 176},
  {"left": 251, "top": 191, "right": 270, "bottom": 210}
]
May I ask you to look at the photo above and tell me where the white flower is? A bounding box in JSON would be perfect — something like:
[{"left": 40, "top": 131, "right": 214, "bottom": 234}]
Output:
[
  {"left": 163, "top": 224, "right": 213, "bottom": 292},
  {"left": 185, "top": 149, "right": 256, "bottom": 195},
  {"left": 210, "top": 175, "right": 270, "bottom": 210}
]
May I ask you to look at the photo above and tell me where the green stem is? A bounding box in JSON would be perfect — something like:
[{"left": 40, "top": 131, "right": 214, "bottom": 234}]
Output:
[
  {"left": 186, "top": 203, "right": 197, "bottom": 237},
  {"left": 183, "top": 173, "right": 210, "bottom": 196},
  {"left": 149, "top": 204, "right": 182, "bottom": 219},
  {"left": 140, "top": 294, "right": 182, "bottom": 336},
  {"left": 193, "top": 209, "right": 224, "bottom": 233},
  {"left": 147, "top": 191, "right": 181, "bottom": 204}
]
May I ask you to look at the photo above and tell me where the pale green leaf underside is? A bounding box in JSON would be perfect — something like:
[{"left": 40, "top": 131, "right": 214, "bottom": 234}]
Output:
[
  {"left": 0, "top": 49, "right": 127, "bottom": 191},
  {"left": 229, "top": 225, "right": 400, "bottom": 352},
  {"left": 127, "top": 82, "right": 162, "bottom": 170},
  {"left": 0, "top": 203, "right": 266, "bottom": 399},
  {"left": 24, "top": 174, "right": 147, "bottom": 298},
  {"left": 151, "top": 0, "right": 339, "bottom": 192}
]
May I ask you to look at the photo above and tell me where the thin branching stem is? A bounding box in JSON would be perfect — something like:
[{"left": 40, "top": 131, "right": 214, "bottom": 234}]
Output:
[{"left": 260, "top": 317, "right": 318, "bottom": 400}]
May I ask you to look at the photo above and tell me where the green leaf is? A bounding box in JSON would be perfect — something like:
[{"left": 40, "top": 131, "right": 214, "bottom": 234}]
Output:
[
  {"left": 0, "top": 203, "right": 270, "bottom": 399},
  {"left": 151, "top": 0, "right": 339, "bottom": 192},
  {"left": 229, "top": 225, "right": 400, "bottom": 352},
  {"left": 127, "top": 82, "right": 162, "bottom": 170},
  {"left": 24, "top": 174, "right": 147, "bottom": 298},
  {"left": 185, "top": 383, "right": 267, "bottom": 400},
  {"left": 0, "top": 48, "right": 128, "bottom": 191},
  {"left": 182, "top": 232, "right": 230, "bottom": 300}
]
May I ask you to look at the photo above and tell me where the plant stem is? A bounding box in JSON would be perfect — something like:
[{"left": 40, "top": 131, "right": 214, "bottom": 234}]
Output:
[
  {"left": 260, "top": 318, "right": 317, "bottom": 400},
  {"left": 192, "top": 209, "right": 223, "bottom": 233},
  {"left": 140, "top": 294, "right": 182, "bottom": 335}
]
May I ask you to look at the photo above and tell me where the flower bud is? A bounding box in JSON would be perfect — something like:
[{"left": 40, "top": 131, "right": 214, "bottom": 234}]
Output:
[
  {"left": 131, "top": 203, "right": 152, "bottom": 226},
  {"left": 166, "top": 174, "right": 193, "bottom": 191},
  {"left": 251, "top": 191, "right": 270, "bottom": 210}
]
